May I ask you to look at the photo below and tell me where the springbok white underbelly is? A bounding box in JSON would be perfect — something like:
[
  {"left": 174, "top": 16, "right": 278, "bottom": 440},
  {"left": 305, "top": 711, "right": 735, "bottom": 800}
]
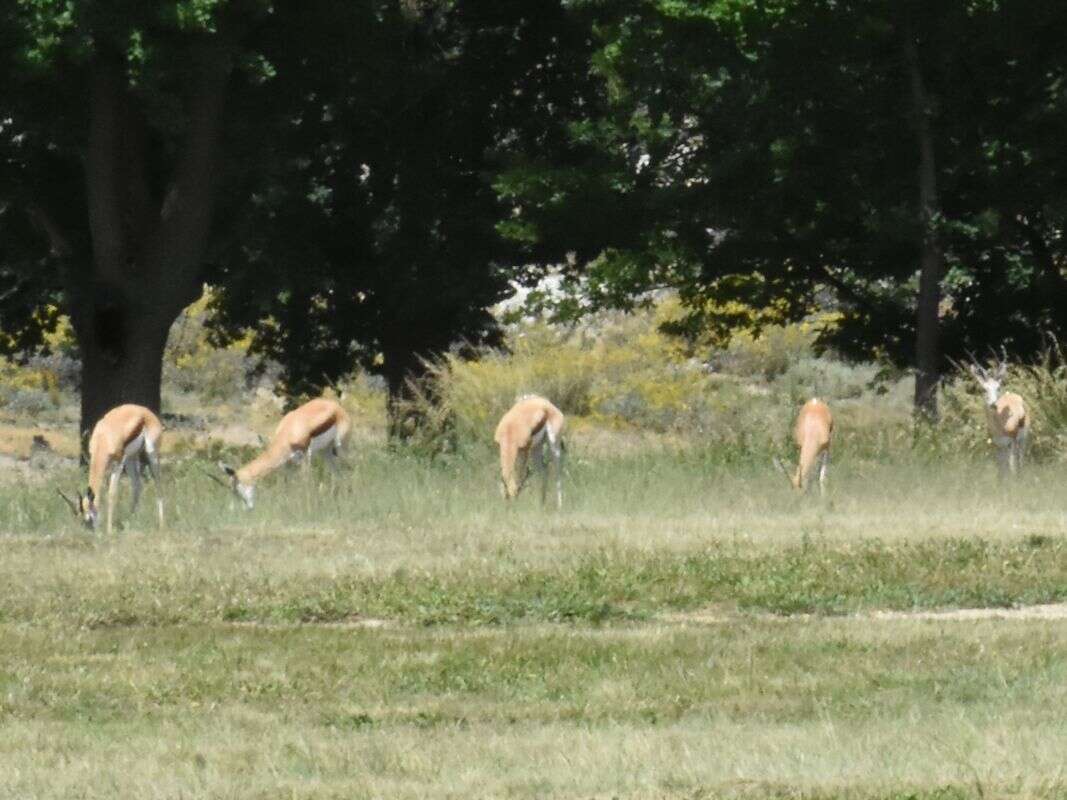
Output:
[
  {"left": 123, "top": 433, "right": 145, "bottom": 459},
  {"left": 530, "top": 427, "right": 546, "bottom": 448},
  {"left": 308, "top": 425, "right": 337, "bottom": 455}
]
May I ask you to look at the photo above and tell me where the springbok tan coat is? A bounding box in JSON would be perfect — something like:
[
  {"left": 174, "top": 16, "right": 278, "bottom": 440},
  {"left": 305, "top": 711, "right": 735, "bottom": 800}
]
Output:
[
  {"left": 59, "top": 404, "right": 164, "bottom": 534},
  {"left": 775, "top": 398, "right": 833, "bottom": 494},
  {"left": 220, "top": 397, "right": 351, "bottom": 508},
  {"left": 494, "top": 395, "right": 565, "bottom": 507},
  {"left": 969, "top": 363, "right": 1028, "bottom": 477}
]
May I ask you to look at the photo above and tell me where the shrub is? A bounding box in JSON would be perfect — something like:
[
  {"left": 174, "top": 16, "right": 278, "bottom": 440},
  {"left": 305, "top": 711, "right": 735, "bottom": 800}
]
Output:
[
  {"left": 403, "top": 310, "right": 777, "bottom": 452},
  {"left": 335, "top": 371, "right": 388, "bottom": 427},
  {"left": 0, "top": 358, "right": 64, "bottom": 413},
  {"left": 395, "top": 302, "right": 923, "bottom": 462},
  {"left": 712, "top": 320, "right": 819, "bottom": 380},
  {"left": 0, "top": 387, "right": 57, "bottom": 415},
  {"left": 772, "top": 357, "right": 880, "bottom": 405},
  {"left": 25, "top": 351, "right": 80, "bottom": 394},
  {"left": 164, "top": 290, "right": 259, "bottom": 402}
]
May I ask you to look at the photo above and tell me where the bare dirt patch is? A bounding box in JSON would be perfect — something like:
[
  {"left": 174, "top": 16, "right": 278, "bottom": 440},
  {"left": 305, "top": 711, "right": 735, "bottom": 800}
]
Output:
[
  {"left": 226, "top": 615, "right": 394, "bottom": 630},
  {"left": 661, "top": 602, "right": 1067, "bottom": 625},
  {"left": 869, "top": 603, "right": 1067, "bottom": 621}
]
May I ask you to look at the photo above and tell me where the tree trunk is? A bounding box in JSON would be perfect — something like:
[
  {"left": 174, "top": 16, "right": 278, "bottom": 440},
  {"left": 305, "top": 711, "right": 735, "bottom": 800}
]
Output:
[
  {"left": 74, "top": 296, "right": 175, "bottom": 442},
  {"left": 903, "top": 28, "right": 944, "bottom": 422},
  {"left": 73, "top": 46, "right": 230, "bottom": 437}
]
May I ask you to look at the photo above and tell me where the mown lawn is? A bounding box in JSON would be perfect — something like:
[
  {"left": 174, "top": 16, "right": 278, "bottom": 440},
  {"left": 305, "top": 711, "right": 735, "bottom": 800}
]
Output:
[
  {"left": 2, "top": 619, "right": 1066, "bottom": 798},
  {"left": 2, "top": 448, "right": 1066, "bottom": 797}
]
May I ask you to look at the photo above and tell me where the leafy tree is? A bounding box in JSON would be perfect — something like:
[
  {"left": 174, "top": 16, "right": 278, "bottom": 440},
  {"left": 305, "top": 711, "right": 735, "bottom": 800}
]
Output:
[
  {"left": 206, "top": 0, "right": 597, "bottom": 437},
  {"left": 1, "top": 0, "right": 596, "bottom": 439},
  {"left": 0, "top": 0, "right": 278, "bottom": 434},
  {"left": 500, "top": 0, "right": 1067, "bottom": 419}
]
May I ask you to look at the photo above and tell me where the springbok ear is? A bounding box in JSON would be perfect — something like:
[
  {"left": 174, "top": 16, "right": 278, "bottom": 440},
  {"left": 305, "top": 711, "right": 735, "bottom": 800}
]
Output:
[
  {"left": 57, "top": 489, "right": 79, "bottom": 515},
  {"left": 994, "top": 362, "right": 1008, "bottom": 380},
  {"left": 218, "top": 461, "right": 237, "bottom": 478}
]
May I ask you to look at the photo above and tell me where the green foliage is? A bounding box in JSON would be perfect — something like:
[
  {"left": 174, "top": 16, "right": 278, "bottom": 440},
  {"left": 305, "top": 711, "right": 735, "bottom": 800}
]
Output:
[
  {"left": 714, "top": 320, "right": 819, "bottom": 380},
  {"left": 404, "top": 312, "right": 712, "bottom": 451},
  {"left": 397, "top": 306, "right": 906, "bottom": 463},
  {"left": 0, "top": 355, "right": 64, "bottom": 414},
  {"left": 163, "top": 291, "right": 255, "bottom": 403},
  {"left": 499, "top": 0, "right": 1067, "bottom": 410},
  {"left": 773, "top": 358, "right": 881, "bottom": 405},
  {"left": 206, "top": 0, "right": 596, "bottom": 413}
]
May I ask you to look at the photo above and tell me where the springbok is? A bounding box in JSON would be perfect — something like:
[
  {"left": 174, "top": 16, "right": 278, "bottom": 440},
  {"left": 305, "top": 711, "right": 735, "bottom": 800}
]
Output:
[
  {"left": 216, "top": 397, "right": 351, "bottom": 509},
  {"left": 494, "top": 395, "right": 565, "bottom": 508},
  {"left": 58, "top": 404, "right": 164, "bottom": 534},
  {"left": 968, "top": 359, "right": 1028, "bottom": 478},
  {"left": 774, "top": 398, "right": 834, "bottom": 494}
]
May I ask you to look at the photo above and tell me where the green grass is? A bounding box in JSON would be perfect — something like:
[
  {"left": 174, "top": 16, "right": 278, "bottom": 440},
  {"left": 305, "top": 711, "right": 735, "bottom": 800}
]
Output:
[
  {"left": 2, "top": 619, "right": 1067, "bottom": 797},
  {"left": 2, "top": 533, "right": 1066, "bottom": 629},
  {"left": 4, "top": 445, "right": 1067, "bottom": 797}
]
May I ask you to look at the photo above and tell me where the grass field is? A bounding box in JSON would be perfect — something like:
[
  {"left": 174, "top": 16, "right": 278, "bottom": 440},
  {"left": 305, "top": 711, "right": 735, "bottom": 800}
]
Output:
[{"left": 2, "top": 440, "right": 1067, "bottom": 798}]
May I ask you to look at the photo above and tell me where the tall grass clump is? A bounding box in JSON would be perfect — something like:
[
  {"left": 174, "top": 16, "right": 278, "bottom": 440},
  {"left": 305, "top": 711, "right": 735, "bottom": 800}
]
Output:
[
  {"left": 713, "top": 319, "right": 818, "bottom": 380},
  {"left": 403, "top": 312, "right": 747, "bottom": 455},
  {"left": 401, "top": 306, "right": 908, "bottom": 462}
]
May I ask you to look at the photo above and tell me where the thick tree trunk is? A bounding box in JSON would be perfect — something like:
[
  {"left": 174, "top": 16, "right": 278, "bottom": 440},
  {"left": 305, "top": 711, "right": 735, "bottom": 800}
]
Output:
[
  {"left": 73, "top": 46, "right": 230, "bottom": 437},
  {"left": 74, "top": 297, "right": 176, "bottom": 442},
  {"left": 904, "top": 30, "right": 944, "bottom": 422}
]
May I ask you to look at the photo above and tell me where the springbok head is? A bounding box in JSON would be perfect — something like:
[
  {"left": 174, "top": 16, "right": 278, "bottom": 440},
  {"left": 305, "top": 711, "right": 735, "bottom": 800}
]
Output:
[
  {"left": 968, "top": 351, "right": 1009, "bottom": 409},
  {"left": 58, "top": 488, "right": 97, "bottom": 530},
  {"left": 218, "top": 462, "right": 256, "bottom": 509}
]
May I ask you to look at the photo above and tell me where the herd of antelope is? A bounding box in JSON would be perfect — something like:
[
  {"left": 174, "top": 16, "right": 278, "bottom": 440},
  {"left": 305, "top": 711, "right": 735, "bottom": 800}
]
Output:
[{"left": 57, "top": 356, "right": 1028, "bottom": 532}]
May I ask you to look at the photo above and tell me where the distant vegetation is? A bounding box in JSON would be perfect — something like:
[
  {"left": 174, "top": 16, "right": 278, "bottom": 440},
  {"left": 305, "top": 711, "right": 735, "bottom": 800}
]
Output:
[{"left": 7, "top": 295, "right": 1067, "bottom": 470}]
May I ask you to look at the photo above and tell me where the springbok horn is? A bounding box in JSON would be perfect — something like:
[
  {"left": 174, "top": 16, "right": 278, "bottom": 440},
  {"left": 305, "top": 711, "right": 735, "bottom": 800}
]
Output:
[
  {"left": 56, "top": 488, "right": 79, "bottom": 515},
  {"left": 997, "top": 346, "right": 1009, "bottom": 378},
  {"left": 197, "top": 465, "right": 231, "bottom": 489}
]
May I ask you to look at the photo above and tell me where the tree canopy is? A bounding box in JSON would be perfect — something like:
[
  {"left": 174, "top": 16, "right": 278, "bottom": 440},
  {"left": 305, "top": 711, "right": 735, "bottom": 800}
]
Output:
[
  {"left": 2, "top": 0, "right": 1066, "bottom": 430},
  {"left": 205, "top": 0, "right": 596, "bottom": 433},
  {"left": 498, "top": 0, "right": 1067, "bottom": 417}
]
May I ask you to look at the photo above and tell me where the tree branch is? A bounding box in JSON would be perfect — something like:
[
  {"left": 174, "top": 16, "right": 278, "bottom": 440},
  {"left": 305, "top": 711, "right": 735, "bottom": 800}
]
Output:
[
  {"left": 820, "top": 266, "right": 882, "bottom": 317},
  {"left": 26, "top": 203, "right": 73, "bottom": 258},
  {"left": 153, "top": 40, "right": 232, "bottom": 285}
]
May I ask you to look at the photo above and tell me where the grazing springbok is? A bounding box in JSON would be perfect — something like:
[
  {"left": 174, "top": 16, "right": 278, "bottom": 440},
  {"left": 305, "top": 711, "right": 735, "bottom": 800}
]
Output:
[
  {"left": 216, "top": 397, "right": 351, "bottom": 509},
  {"left": 968, "top": 359, "right": 1028, "bottom": 478},
  {"left": 494, "top": 395, "right": 565, "bottom": 508},
  {"left": 773, "top": 398, "right": 834, "bottom": 494},
  {"left": 58, "top": 404, "right": 164, "bottom": 534}
]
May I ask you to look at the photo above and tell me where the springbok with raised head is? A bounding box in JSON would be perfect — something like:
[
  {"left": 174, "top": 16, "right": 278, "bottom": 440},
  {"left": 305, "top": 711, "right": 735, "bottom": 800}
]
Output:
[
  {"left": 217, "top": 397, "right": 351, "bottom": 509},
  {"left": 968, "top": 358, "right": 1028, "bottom": 478},
  {"left": 494, "top": 395, "right": 565, "bottom": 508},
  {"left": 774, "top": 398, "right": 833, "bottom": 494},
  {"left": 58, "top": 404, "right": 164, "bottom": 534}
]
